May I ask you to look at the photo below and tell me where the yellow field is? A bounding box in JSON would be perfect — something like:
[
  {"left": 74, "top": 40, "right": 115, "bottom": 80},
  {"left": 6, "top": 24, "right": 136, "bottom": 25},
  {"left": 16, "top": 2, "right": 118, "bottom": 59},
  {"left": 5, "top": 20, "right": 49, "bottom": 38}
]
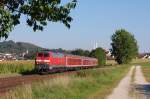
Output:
[
  {"left": 0, "top": 60, "right": 34, "bottom": 65},
  {"left": 132, "top": 59, "right": 150, "bottom": 64},
  {"left": 0, "top": 60, "right": 35, "bottom": 74},
  {"left": 106, "top": 59, "right": 150, "bottom": 65},
  {"left": 106, "top": 60, "right": 117, "bottom": 65}
]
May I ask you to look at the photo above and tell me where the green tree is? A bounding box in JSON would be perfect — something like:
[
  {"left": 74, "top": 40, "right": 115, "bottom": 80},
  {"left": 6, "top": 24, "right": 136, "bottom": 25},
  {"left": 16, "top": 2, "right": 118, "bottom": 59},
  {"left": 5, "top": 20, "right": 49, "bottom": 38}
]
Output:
[
  {"left": 24, "top": 51, "right": 36, "bottom": 59},
  {"left": 71, "top": 49, "right": 90, "bottom": 57},
  {"left": 0, "top": 0, "right": 77, "bottom": 39},
  {"left": 110, "top": 29, "right": 138, "bottom": 64},
  {"left": 89, "top": 47, "right": 106, "bottom": 66}
]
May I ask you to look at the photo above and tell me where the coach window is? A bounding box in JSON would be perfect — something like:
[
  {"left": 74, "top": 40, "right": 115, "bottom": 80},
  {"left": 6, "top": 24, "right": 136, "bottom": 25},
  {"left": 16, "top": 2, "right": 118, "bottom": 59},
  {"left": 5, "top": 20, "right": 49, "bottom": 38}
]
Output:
[
  {"left": 58, "top": 53, "right": 64, "bottom": 57},
  {"left": 52, "top": 53, "right": 64, "bottom": 58},
  {"left": 52, "top": 53, "right": 57, "bottom": 58}
]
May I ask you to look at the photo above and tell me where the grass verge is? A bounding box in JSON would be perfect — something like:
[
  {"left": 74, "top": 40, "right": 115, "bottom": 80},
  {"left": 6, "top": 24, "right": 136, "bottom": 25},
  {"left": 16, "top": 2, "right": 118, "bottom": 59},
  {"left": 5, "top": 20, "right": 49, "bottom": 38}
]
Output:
[{"left": 2, "top": 65, "right": 130, "bottom": 99}]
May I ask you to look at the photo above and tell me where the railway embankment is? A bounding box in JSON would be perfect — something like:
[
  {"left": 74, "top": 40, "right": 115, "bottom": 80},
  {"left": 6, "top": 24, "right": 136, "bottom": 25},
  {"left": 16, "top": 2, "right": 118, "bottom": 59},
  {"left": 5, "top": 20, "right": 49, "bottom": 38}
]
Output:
[{"left": 1, "top": 64, "right": 130, "bottom": 99}]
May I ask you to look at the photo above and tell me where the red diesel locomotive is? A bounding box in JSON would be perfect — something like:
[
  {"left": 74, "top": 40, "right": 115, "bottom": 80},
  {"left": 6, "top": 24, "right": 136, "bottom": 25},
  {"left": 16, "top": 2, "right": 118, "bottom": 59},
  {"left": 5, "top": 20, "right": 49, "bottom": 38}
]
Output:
[{"left": 35, "top": 50, "right": 98, "bottom": 72}]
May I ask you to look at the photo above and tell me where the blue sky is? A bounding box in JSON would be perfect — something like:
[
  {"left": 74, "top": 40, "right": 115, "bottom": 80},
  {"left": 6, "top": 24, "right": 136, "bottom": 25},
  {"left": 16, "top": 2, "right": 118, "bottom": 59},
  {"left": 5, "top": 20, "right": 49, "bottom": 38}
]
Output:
[{"left": 7, "top": 0, "right": 150, "bottom": 52}]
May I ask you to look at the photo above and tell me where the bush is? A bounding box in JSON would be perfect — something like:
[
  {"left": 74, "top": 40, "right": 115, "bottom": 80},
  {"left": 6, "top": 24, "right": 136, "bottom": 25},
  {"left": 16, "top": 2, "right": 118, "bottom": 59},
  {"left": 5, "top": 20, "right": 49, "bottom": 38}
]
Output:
[{"left": 89, "top": 47, "right": 106, "bottom": 66}]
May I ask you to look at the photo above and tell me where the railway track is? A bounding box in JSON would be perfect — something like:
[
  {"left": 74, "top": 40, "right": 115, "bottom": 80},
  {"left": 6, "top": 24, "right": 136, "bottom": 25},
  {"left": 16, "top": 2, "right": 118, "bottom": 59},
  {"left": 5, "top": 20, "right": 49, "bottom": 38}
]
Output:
[
  {"left": 0, "top": 66, "right": 114, "bottom": 95},
  {"left": 0, "top": 71, "right": 78, "bottom": 95}
]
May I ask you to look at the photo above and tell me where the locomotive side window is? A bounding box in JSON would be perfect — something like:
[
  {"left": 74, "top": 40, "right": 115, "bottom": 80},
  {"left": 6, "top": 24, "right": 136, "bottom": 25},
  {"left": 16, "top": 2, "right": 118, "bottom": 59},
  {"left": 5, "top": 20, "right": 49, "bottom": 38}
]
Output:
[
  {"left": 52, "top": 53, "right": 57, "bottom": 58},
  {"left": 58, "top": 53, "right": 64, "bottom": 57},
  {"left": 52, "top": 53, "right": 64, "bottom": 58},
  {"left": 44, "top": 53, "right": 49, "bottom": 57},
  {"left": 38, "top": 53, "right": 43, "bottom": 57}
]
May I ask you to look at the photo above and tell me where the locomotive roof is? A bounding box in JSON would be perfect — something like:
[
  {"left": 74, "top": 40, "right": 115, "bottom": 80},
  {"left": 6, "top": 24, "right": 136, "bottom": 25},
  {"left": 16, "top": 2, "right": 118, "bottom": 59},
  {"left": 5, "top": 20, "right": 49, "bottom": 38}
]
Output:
[{"left": 37, "top": 50, "right": 97, "bottom": 59}]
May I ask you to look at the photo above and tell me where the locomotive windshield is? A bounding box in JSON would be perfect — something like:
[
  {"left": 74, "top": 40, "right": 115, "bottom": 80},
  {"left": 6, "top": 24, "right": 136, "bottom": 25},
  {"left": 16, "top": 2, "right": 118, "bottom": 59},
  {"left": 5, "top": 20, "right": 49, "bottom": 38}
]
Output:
[
  {"left": 37, "top": 52, "right": 50, "bottom": 57},
  {"left": 38, "top": 53, "right": 43, "bottom": 57},
  {"left": 44, "top": 53, "right": 49, "bottom": 57}
]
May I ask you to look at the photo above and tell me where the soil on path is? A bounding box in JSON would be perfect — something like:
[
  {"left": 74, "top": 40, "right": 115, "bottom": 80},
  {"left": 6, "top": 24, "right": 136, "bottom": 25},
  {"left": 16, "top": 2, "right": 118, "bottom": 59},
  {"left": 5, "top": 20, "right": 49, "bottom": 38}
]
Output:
[
  {"left": 133, "top": 66, "right": 150, "bottom": 99},
  {"left": 106, "top": 66, "right": 135, "bottom": 99},
  {"left": 107, "top": 66, "right": 150, "bottom": 99}
]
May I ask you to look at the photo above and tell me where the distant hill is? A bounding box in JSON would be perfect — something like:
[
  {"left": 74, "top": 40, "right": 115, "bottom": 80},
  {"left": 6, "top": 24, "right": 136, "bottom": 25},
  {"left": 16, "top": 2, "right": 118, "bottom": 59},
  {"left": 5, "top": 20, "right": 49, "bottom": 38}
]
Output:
[{"left": 0, "top": 40, "right": 44, "bottom": 54}]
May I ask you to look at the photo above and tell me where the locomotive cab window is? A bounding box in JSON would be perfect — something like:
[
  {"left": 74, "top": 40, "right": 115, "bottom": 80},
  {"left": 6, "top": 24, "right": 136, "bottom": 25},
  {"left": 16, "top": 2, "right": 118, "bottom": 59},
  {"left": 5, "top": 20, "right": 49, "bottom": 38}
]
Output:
[
  {"left": 38, "top": 53, "right": 43, "bottom": 57},
  {"left": 44, "top": 53, "right": 49, "bottom": 57}
]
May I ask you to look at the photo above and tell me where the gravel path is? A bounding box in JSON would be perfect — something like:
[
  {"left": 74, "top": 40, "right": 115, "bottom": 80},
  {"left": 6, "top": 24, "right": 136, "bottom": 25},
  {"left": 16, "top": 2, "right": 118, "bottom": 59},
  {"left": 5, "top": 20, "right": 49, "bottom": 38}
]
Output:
[
  {"left": 134, "top": 66, "right": 148, "bottom": 85},
  {"left": 106, "top": 66, "right": 135, "bottom": 99},
  {"left": 133, "top": 66, "right": 150, "bottom": 99},
  {"left": 107, "top": 65, "right": 150, "bottom": 99}
]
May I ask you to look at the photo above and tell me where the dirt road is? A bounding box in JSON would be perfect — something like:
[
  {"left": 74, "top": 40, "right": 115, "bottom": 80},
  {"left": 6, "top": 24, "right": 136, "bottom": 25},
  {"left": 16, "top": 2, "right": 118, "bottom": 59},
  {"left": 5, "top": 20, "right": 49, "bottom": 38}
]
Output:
[
  {"left": 133, "top": 66, "right": 150, "bottom": 99},
  {"left": 107, "top": 66, "right": 134, "bottom": 99},
  {"left": 107, "top": 66, "right": 149, "bottom": 99}
]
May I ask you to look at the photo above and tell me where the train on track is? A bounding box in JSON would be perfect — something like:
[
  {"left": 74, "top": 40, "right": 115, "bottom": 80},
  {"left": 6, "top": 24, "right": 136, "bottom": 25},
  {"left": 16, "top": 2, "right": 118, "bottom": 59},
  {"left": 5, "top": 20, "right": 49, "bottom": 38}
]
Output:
[{"left": 35, "top": 50, "right": 98, "bottom": 73}]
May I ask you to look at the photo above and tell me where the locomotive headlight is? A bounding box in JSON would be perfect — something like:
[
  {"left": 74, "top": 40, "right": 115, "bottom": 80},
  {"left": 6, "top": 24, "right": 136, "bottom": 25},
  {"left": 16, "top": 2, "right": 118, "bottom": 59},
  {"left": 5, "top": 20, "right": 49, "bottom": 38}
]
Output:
[
  {"left": 36, "top": 60, "right": 42, "bottom": 62},
  {"left": 44, "top": 60, "right": 50, "bottom": 63}
]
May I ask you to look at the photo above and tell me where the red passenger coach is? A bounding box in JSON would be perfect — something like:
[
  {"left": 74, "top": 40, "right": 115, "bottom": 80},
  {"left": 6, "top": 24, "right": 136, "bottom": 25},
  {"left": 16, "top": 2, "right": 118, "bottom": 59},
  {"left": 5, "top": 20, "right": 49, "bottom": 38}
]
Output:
[{"left": 35, "top": 50, "right": 98, "bottom": 72}]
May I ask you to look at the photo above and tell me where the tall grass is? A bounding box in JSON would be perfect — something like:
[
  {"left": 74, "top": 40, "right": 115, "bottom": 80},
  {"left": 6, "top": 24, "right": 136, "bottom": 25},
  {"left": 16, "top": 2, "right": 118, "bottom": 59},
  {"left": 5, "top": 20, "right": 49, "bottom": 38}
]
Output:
[
  {"left": 3, "top": 64, "right": 130, "bottom": 99},
  {"left": 0, "top": 60, "right": 34, "bottom": 74}
]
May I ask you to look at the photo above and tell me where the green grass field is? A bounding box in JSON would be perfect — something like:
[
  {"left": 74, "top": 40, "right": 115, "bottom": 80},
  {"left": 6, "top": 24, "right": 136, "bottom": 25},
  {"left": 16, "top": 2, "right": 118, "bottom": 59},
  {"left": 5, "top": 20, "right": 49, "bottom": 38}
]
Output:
[
  {"left": 2, "top": 64, "right": 130, "bottom": 99},
  {"left": 1, "top": 59, "right": 150, "bottom": 99}
]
